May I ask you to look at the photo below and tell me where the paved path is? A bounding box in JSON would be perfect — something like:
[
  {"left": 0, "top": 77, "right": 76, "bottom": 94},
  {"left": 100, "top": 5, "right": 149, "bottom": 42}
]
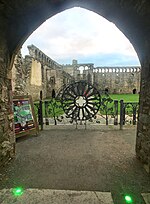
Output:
[
  {"left": 0, "top": 189, "right": 150, "bottom": 203},
  {"left": 0, "top": 189, "right": 114, "bottom": 204},
  {"left": 0, "top": 126, "right": 150, "bottom": 203}
]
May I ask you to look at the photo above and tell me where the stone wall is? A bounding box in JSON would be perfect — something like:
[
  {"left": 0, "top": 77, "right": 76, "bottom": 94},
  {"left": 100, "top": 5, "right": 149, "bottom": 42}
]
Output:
[
  {"left": 0, "top": 77, "right": 15, "bottom": 166},
  {"left": 63, "top": 60, "right": 141, "bottom": 93},
  {"left": 12, "top": 51, "right": 26, "bottom": 96},
  {"left": 93, "top": 67, "right": 141, "bottom": 93},
  {"left": 0, "top": 40, "right": 16, "bottom": 166},
  {"left": 13, "top": 52, "right": 141, "bottom": 101},
  {"left": 12, "top": 45, "right": 74, "bottom": 101},
  {"left": 136, "top": 58, "right": 150, "bottom": 173}
]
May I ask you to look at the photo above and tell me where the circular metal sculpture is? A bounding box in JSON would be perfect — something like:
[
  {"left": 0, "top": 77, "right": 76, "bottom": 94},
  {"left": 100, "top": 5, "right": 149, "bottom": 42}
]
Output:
[{"left": 61, "top": 81, "right": 101, "bottom": 121}]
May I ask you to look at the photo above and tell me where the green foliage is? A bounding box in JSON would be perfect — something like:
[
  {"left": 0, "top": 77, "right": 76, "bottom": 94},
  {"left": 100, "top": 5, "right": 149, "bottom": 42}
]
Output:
[
  {"left": 99, "top": 94, "right": 115, "bottom": 124},
  {"left": 45, "top": 98, "right": 64, "bottom": 125},
  {"left": 33, "top": 103, "right": 39, "bottom": 117},
  {"left": 33, "top": 98, "right": 64, "bottom": 125},
  {"left": 100, "top": 94, "right": 114, "bottom": 115},
  {"left": 45, "top": 99, "right": 64, "bottom": 118}
]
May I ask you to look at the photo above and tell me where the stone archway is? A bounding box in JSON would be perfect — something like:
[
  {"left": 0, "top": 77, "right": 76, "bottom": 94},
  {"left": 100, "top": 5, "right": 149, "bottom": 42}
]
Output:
[
  {"left": 133, "top": 88, "right": 137, "bottom": 94},
  {"left": 0, "top": 0, "right": 150, "bottom": 173},
  {"left": 105, "top": 88, "right": 109, "bottom": 94}
]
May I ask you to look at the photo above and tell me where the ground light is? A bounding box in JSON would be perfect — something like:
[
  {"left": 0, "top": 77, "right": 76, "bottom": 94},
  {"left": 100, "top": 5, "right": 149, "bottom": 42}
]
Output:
[
  {"left": 12, "top": 187, "right": 24, "bottom": 197},
  {"left": 124, "top": 195, "right": 133, "bottom": 203}
]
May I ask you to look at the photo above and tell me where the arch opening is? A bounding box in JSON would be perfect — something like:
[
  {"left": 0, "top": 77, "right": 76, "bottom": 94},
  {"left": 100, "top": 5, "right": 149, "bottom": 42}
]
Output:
[{"left": 1, "top": 2, "right": 150, "bottom": 198}]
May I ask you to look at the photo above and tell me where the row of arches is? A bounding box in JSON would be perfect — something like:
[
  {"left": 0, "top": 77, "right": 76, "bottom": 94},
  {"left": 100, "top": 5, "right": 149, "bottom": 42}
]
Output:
[{"left": 94, "top": 67, "right": 141, "bottom": 73}]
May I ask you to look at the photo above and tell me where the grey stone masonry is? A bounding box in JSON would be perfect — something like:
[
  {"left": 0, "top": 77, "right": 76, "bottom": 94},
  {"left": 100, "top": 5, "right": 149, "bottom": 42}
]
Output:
[
  {"left": 12, "top": 45, "right": 74, "bottom": 100},
  {"left": 63, "top": 60, "right": 141, "bottom": 93},
  {"left": 0, "top": 44, "right": 16, "bottom": 166},
  {"left": 136, "top": 79, "right": 150, "bottom": 173}
]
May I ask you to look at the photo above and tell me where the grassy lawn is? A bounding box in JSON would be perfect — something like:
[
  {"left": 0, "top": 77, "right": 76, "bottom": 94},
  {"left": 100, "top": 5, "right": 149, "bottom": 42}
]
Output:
[
  {"left": 99, "top": 93, "right": 139, "bottom": 116},
  {"left": 110, "top": 94, "right": 139, "bottom": 102}
]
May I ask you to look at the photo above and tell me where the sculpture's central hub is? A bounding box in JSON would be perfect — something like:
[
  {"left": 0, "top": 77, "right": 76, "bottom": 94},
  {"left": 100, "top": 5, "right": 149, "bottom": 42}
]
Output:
[{"left": 76, "top": 96, "right": 86, "bottom": 107}]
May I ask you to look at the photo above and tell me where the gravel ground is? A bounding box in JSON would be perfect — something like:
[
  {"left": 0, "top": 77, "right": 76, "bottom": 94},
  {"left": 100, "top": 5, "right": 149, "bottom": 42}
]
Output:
[{"left": 0, "top": 125, "right": 149, "bottom": 204}]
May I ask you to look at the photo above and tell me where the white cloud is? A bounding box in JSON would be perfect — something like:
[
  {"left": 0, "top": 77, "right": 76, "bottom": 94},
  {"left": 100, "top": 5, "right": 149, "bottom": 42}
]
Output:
[{"left": 21, "top": 7, "right": 140, "bottom": 66}]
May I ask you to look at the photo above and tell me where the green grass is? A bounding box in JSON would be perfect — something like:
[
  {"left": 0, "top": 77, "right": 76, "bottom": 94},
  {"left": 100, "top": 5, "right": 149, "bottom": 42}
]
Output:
[
  {"left": 110, "top": 94, "right": 139, "bottom": 102},
  {"left": 99, "top": 94, "right": 139, "bottom": 115}
]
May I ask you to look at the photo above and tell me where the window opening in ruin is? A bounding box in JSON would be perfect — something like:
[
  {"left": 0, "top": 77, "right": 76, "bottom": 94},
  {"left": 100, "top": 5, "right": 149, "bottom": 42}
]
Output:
[
  {"left": 41, "top": 64, "right": 44, "bottom": 82},
  {"left": 52, "top": 89, "right": 56, "bottom": 98},
  {"left": 50, "top": 76, "right": 55, "bottom": 84},
  {"left": 87, "top": 73, "right": 91, "bottom": 83},
  {"left": 133, "top": 88, "right": 136, "bottom": 94},
  {"left": 105, "top": 88, "right": 109, "bottom": 93},
  {"left": 78, "top": 66, "right": 84, "bottom": 74}
]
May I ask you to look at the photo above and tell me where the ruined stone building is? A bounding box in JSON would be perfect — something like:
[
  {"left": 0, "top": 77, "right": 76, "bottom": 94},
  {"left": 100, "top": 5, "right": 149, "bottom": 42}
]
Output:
[
  {"left": 93, "top": 66, "right": 141, "bottom": 93},
  {"left": 63, "top": 60, "right": 141, "bottom": 94},
  {"left": 12, "top": 45, "right": 141, "bottom": 101},
  {"left": 12, "top": 45, "right": 74, "bottom": 100}
]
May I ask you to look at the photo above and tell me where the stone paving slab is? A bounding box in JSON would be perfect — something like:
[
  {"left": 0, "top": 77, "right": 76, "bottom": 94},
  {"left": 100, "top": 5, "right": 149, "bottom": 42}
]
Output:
[
  {"left": 142, "top": 193, "right": 150, "bottom": 204},
  {"left": 0, "top": 127, "right": 149, "bottom": 204},
  {"left": 0, "top": 189, "right": 114, "bottom": 204}
]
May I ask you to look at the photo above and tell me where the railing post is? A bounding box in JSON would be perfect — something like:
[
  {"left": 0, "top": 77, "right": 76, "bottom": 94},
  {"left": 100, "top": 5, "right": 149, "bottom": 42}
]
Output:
[
  {"left": 39, "top": 90, "right": 43, "bottom": 130},
  {"left": 120, "top": 100, "right": 124, "bottom": 130},
  {"left": 123, "top": 105, "right": 126, "bottom": 125},
  {"left": 45, "top": 101, "right": 49, "bottom": 125},
  {"left": 133, "top": 105, "right": 137, "bottom": 125},
  {"left": 114, "top": 100, "right": 118, "bottom": 125}
]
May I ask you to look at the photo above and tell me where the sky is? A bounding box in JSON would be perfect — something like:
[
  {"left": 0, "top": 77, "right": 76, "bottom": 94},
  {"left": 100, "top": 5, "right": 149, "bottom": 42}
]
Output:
[{"left": 21, "top": 7, "right": 140, "bottom": 67}]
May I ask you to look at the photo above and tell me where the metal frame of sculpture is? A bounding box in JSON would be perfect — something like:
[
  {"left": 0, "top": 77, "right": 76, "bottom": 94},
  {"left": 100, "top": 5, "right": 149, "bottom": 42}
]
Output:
[{"left": 61, "top": 81, "right": 101, "bottom": 122}]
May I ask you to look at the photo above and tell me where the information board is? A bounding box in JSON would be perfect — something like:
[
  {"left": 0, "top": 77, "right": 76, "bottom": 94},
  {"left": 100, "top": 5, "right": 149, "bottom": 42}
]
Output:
[{"left": 13, "top": 95, "right": 39, "bottom": 137}]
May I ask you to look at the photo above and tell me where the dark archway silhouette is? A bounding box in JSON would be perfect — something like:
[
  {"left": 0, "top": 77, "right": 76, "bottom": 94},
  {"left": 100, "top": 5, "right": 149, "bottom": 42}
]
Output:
[
  {"left": 105, "top": 88, "right": 109, "bottom": 94},
  {"left": 52, "top": 89, "right": 56, "bottom": 98},
  {"left": 133, "top": 88, "right": 137, "bottom": 94}
]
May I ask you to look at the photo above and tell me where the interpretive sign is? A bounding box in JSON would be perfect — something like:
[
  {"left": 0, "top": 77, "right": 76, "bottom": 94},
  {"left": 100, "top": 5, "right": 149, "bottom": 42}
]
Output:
[{"left": 13, "top": 95, "right": 39, "bottom": 137}]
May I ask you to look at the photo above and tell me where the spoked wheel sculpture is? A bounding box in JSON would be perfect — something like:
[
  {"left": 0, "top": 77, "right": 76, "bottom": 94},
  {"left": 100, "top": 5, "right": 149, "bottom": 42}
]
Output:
[{"left": 61, "top": 81, "right": 101, "bottom": 122}]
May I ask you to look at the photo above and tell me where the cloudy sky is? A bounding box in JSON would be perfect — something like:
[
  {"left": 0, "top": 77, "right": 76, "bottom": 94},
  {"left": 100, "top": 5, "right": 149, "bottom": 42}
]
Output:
[{"left": 21, "top": 7, "right": 140, "bottom": 67}]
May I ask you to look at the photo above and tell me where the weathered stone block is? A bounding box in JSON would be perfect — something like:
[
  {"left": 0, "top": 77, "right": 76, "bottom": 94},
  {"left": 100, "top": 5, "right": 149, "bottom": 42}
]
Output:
[{"left": 139, "top": 114, "right": 150, "bottom": 124}]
